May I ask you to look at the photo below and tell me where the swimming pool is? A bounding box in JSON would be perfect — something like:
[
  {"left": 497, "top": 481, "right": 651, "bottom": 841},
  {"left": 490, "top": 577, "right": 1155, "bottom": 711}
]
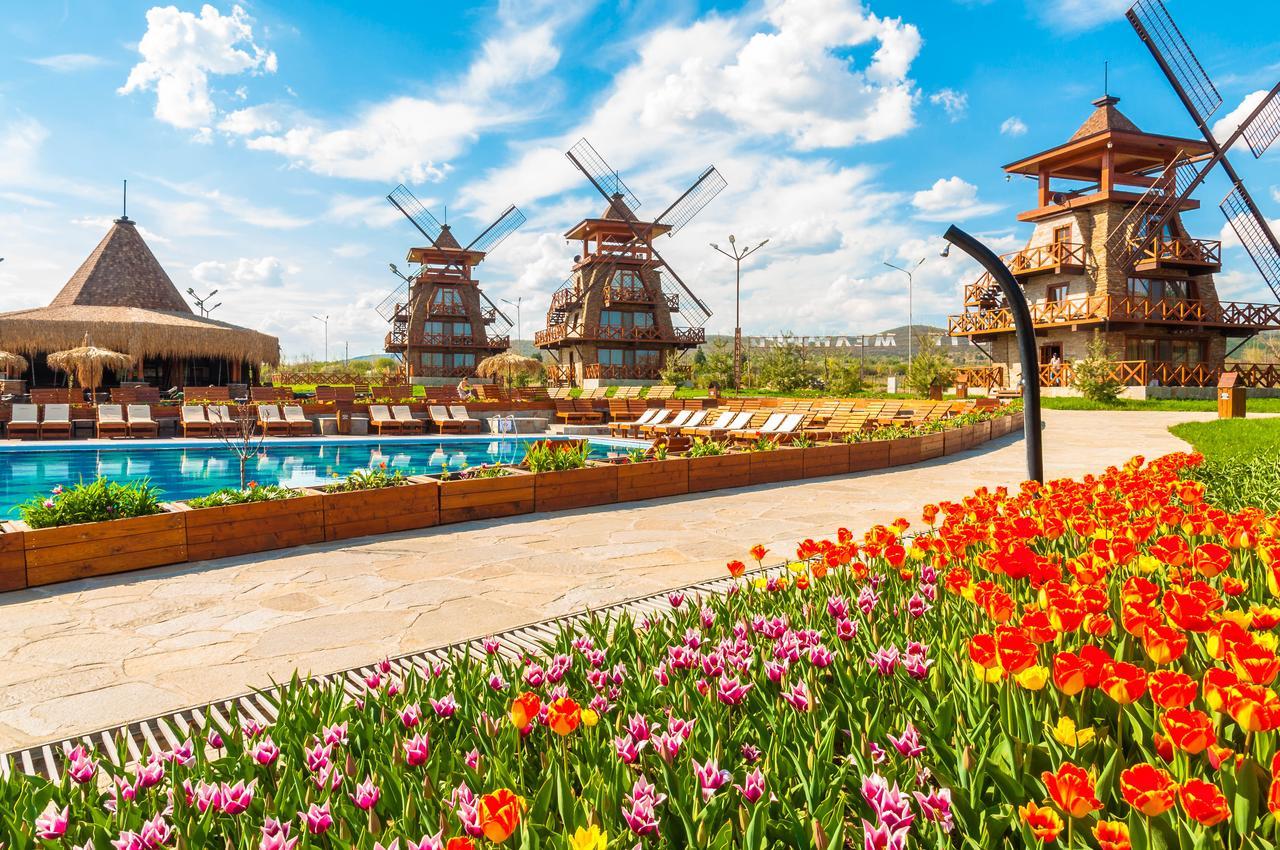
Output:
[{"left": 0, "top": 436, "right": 642, "bottom": 515}]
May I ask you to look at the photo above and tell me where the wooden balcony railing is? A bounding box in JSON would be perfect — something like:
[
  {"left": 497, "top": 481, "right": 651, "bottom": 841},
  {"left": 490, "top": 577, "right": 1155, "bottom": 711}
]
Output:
[
  {"left": 416, "top": 365, "right": 477, "bottom": 378},
  {"left": 544, "top": 364, "right": 572, "bottom": 385},
  {"left": 583, "top": 363, "right": 664, "bottom": 380},
  {"left": 1037, "top": 361, "right": 1280, "bottom": 389},
  {"left": 1007, "top": 242, "right": 1087, "bottom": 276},
  {"left": 949, "top": 296, "right": 1280, "bottom": 336},
  {"left": 535, "top": 323, "right": 705, "bottom": 347},
  {"left": 1131, "top": 236, "right": 1221, "bottom": 270},
  {"left": 952, "top": 365, "right": 1006, "bottom": 389}
]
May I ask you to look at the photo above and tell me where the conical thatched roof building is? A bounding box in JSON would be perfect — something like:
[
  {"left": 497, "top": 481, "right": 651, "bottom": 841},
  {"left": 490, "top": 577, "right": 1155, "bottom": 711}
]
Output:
[{"left": 0, "top": 216, "right": 279, "bottom": 388}]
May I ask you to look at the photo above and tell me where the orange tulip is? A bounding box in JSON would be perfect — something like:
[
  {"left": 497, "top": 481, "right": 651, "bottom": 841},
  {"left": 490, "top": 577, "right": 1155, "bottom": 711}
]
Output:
[
  {"left": 1203, "top": 667, "right": 1240, "bottom": 712},
  {"left": 1226, "top": 682, "right": 1280, "bottom": 733},
  {"left": 726, "top": 559, "right": 746, "bottom": 578},
  {"left": 1148, "top": 670, "right": 1197, "bottom": 709},
  {"left": 1101, "top": 662, "right": 1147, "bottom": 705},
  {"left": 1161, "top": 708, "right": 1216, "bottom": 755},
  {"left": 479, "top": 789, "right": 522, "bottom": 843},
  {"left": 1018, "top": 800, "right": 1064, "bottom": 843},
  {"left": 545, "top": 697, "right": 582, "bottom": 737},
  {"left": 1041, "top": 763, "right": 1102, "bottom": 818},
  {"left": 1191, "top": 542, "right": 1231, "bottom": 578},
  {"left": 1142, "top": 623, "right": 1187, "bottom": 665},
  {"left": 749, "top": 544, "right": 768, "bottom": 563},
  {"left": 1052, "top": 652, "right": 1087, "bottom": 696},
  {"left": 509, "top": 692, "right": 541, "bottom": 730},
  {"left": 1119, "top": 763, "right": 1176, "bottom": 817},
  {"left": 1178, "top": 778, "right": 1230, "bottom": 826},
  {"left": 1150, "top": 535, "right": 1189, "bottom": 568},
  {"left": 1228, "top": 640, "right": 1280, "bottom": 686},
  {"left": 1093, "top": 820, "right": 1131, "bottom": 850}
]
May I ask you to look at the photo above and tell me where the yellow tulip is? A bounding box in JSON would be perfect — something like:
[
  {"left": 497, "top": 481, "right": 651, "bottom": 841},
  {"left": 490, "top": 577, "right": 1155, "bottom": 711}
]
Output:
[
  {"left": 787, "top": 561, "right": 806, "bottom": 574},
  {"left": 580, "top": 708, "right": 599, "bottom": 728},
  {"left": 569, "top": 825, "right": 607, "bottom": 850},
  {"left": 1049, "top": 716, "right": 1095, "bottom": 747},
  {"left": 972, "top": 662, "right": 1003, "bottom": 684},
  {"left": 1014, "top": 665, "right": 1049, "bottom": 691},
  {"left": 1136, "top": 554, "right": 1161, "bottom": 574}
]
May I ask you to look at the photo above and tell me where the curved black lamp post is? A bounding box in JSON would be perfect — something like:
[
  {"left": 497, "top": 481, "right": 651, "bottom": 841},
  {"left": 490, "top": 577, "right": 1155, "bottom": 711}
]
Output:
[{"left": 943, "top": 225, "right": 1044, "bottom": 483}]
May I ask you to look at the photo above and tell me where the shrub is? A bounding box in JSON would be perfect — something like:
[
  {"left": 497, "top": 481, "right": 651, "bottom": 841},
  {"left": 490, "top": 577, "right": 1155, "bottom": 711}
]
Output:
[
  {"left": 19, "top": 477, "right": 163, "bottom": 528},
  {"left": 1071, "top": 330, "right": 1123, "bottom": 403},
  {"left": 186, "top": 482, "right": 297, "bottom": 508},
  {"left": 755, "top": 334, "right": 816, "bottom": 393},
  {"left": 522, "top": 439, "right": 592, "bottom": 472},
  {"left": 437, "top": 464, "right": 513, "bottom": 482},
  {"left": 824, "top": 359, "right": 868, "bottom": 395},
  {"left": 326, "top": 464, "right": 407, "bottom": 493},
  {"left": 685, "top": 437, "right": 728, "bottom": 457},
  {"left": 903, "top": 335, "right": 954, "bottom": 396},
  {"left": 1182, "top": 449, "right": 1280, "bottom": 513}
]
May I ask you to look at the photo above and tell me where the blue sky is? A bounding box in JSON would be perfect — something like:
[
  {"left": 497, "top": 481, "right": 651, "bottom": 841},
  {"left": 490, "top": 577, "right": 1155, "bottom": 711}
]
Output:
[{"left": 1, "top": 0, "right": 1277, "bottom": 360}]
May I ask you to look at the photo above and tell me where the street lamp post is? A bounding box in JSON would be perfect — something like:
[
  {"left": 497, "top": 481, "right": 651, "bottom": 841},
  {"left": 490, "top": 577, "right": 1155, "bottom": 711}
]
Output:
[
  {"left": 186, "top": 287, "right": 221, "bottom": 319},
  {"left": 882, "top": 257, "right": 925, "bottom": 362},
  {"left": 501, "top": 298, "right": 522, "bottom": 347},
  {"left": 710, "top": 235, "right": 769, "bottom": 391},
  {"left": 312, "top": 314, "right": 330, "bottom": 363}
]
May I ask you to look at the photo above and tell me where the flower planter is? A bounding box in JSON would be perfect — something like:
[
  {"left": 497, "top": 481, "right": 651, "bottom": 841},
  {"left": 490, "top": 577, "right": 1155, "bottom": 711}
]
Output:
[
  {"left": 180, "top": 491, "right": 325, "bottom": 562},
  {"left": 0, "top": 527, "right": 26, "bottom": 592},
  {"left": 971, "top": 420, "right": 992, "bottom": 446},
  {"left": 887, "top": 435, "right": 924, "bottom": 467},
  {"left": 321, "top": 476, "right": 440, "bottom": 541},
  {"left": 433, "top": 468, "right": 533, "bottom": 524},
  {"left": 919, "top": 432, "right": 945, "bottom": 461},
  {"left": 848, "top": 440, "right": 890, "bottom": 472},
  {"left": 9, "top": 506, "right": 187, "bottom": 587},
  {"left": 991, "top": 415, "right": 1011, "bottom": 438},
  {"left": 748, "top": 448, "right": 804, "bottom": 485},
  {"left": 943, "top": 427, "right": 966, "bottom": 456},
  {"left": 534, "top": 463, "right": 619, "bottom": 512},
  {"left": 616, "top": 458, "right": 689, "bottom": 502},
  {"left": 686, "top": 452, "right": 751, "bottom": 493},
  {"left": 801, "top": 443, "right": 851, "bottom": 479},
  {"left": 1011, "top": 410, "right": 1024, "bottom": 430}
]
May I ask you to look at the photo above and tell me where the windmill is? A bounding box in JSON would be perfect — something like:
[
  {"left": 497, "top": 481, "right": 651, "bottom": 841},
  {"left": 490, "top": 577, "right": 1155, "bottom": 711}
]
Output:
[
  {"left": 379, "top": 184, "right": 526, "bottom": 382},
  {"left": 1108, "top": 0, "right": 1280, "bottom": 307},
  {"left": 536, "top": 138, "right": 726, "bottom": 384}
]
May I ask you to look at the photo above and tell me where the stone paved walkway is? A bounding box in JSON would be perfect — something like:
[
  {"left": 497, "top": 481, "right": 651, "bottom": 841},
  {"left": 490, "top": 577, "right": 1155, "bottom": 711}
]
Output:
[{"left": 0, "top": 410, "right": 1210, "bottom": 750}]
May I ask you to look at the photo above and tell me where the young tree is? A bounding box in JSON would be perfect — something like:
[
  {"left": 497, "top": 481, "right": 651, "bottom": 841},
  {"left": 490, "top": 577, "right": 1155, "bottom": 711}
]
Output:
[
  {"left": 694, "top": 339, "right": 735, "bottom": 389},
  {"left": 1071, "top": 330, "right": 1123, "bottom": 403},
  {"left": 904, "top": 334, "right": 954, "bottom": 396},
  {"left": 757, "top": 333, "right": 814, "bottom": 393},
  {"left": 218, "top": 407, "right": 269, "bottom": 490}
]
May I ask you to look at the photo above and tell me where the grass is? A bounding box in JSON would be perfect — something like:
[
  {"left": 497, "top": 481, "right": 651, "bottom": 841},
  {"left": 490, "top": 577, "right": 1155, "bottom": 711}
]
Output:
[
  {"left": 1169, "top": 418, "right": 1280, "bottom": 513},
  {"left": 1169, "top": 418, "right": 1280, "bottom": 461},
  {"left": 1042, "top": 396, "right": 1280, "bottom": 413}
]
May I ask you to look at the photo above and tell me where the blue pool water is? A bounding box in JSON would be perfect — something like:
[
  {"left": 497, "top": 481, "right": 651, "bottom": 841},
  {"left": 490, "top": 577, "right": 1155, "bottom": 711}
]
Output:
[{"left": 0, "top": 437, "right": 640, "bottom": 515}]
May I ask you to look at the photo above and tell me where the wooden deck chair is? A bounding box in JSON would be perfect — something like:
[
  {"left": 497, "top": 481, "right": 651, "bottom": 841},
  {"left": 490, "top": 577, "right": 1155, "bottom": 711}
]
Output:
[
  {"left": 875, "top": 401, "right": 904, "bottom": 426},
  {"left": 694, "top": 410, "right": 754, "bottom": 440},
  {"left": 766, "top": 412, "right": 807, "bottom": 443},
  {"left": 428, "top": 405, "right": 466, "bottom": 434},
  {"left": 96, "top": 404, "right": 130, "bottom": 438},
  {"left": 368, "top": 405, "right": 402, "bottom": 435},
  {"left": 647, "top": 385, "right": 676, "bottom": 399},
  {"left": 683, "top": 409, "right": 733, "bottom": 436},
  {"left": 7, "top": 404, "right": 40, "bottom": 439},
  {"left": 608, "top": 406, "right": 661, "bottom": 436},
  {"left": 640, "top": 408, "right": 691, "bottom": 437},
  {"left": 653, "top": 408, "right": 707, "bottom": 434},
  {"left": 39, "top": 403, "right": 73, "bottom": 440},
  {"left": 255, "top": 405, "right": 290, "bottom": 437},
  {"left": 282, "top": 405, "right": 315, "bottom": 436},
  {"left": 391, "top": 405, "right": 427, "bottom": 434},
  {"left": 447, "top": 405, "right": 483, "bottom": 433},
  {"left": 728, "top": 411, "right": 785, "bottom": 442},
  {"left": 206, "top": 405, "right": 238, "bottom": 437},
  {"left": 125, "top": 404, "right": 158, "bottom": 438},
  {"left": 181, "top": 405, "right": 213, "bottom": 437}
]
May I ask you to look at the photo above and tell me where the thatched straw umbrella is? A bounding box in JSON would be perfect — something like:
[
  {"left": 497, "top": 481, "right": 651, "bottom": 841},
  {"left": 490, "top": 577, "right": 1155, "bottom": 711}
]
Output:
[
  {"left": 0, "top": 351, "right": 28, "bottom": 376},
  {"left": 47, "top": 335, "right": 135, "bottom": 401},
  {"left": 476, "top": 351, "right": 544, "bottom": 387}
]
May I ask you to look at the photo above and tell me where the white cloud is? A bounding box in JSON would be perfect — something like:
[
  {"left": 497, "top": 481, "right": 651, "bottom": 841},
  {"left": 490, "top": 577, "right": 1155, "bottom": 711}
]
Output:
[
  {"left": 151, "top": 178, "right": 309, "bottom": 229},
  {"left": 911, "top": 176, "right": 1003, "bottom": 222},
  {"left": 461, "top": 23, "right": 561, "bottom": 98},
  {"left": 192, "top": 256, "right": 296, "bottom": 289},
  {"left": 332, "top": 243, "right": 372, "bottom": 259},
  {"left": 1000, "top": 116, "right": 1028, "bottom": 136},
  {"left": 930, "top": 89, "right": 968, "bottom": 122},
  {"left": 217, "top": 104, "right": 282, "bottom": 136},
  {"left": 1036, "top": 0, "right": 1130, "bottom": 32},
  {"left": 325, "top": 194, "right": 404, "bottom": 229},
  {"left": 119, "top": 4, "right": 276, "bottom": 132},
  {"left": 1212, "top": 90, "right": 1272, "bottom": 150},
  {"left": 70, "top": 215, "right": 170, "bottom": 245},
  {"left": 1272, "top": 186, "right": 1280, "bottom": 204},
  {"left": 28, "top": 54, "right": 108, "bottom": 72},
  {"left": 0, "top": 118, "right": 49, "bottom": 186}
]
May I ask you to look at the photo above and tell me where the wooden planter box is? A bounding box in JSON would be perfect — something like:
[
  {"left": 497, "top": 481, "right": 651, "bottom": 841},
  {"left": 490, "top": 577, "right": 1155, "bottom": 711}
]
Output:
[
  {"left": 321, "top": 476, "right": 440, "bottom": 541},
  {"left": 0, "top": 528, "right": 26, "bottom": 592},
  {"left": 971, "top": 420, "right": 992, "bottom": 446},
  {"left": 991, "top": 415, "right": 1011, "bottom": 438},
  {"left": 534, "top": 463, "right": 619, "bottom": 512},
  {"left": 10, "top": 507, "right": 187, "bottom": 587},
  {"left": 919, "top": 432, "right": 945, "bottom": 461},
  {"left": 802, "top": 443, "right": 850, "bottom": 479},
  {"left": 181, "top": 491, "right": 325, "bottom": 561},
  {"left": 848, "top": 440, "right": 890, "bottom": 472},
  {"left": 1011, "top": 411, "right": 1024, "bottom": 430},
  {"left": 616, "top": 458, "right": 689, "bottom": 502},
  {"left": 686, "top": 452, "right": 751, "bottom": 493},
  {"left": 749, "top": 448, "right": 804, "bottom": 485},
  {"left": 943, "top": 427, "right": 966, "bottom": 456},
  {"left": 434, "top": 468, "right": 533, "bottom": 524},
  {"left": 888, "top": 435, "right": 924, "bottom": 467}
]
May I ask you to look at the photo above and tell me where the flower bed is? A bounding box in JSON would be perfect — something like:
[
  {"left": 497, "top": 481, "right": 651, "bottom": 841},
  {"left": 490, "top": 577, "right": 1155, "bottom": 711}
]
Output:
[
  {"left": 10, "top": 450, "right": 1276, "bottom": 849},
  {"left": 178, "top": 489, "right": 325, "bottom": 562},
  {"left": 319, "top": 467, "right": 440, "bottom": 541},
  {"left": 5, "top": 507, "right": 187, "bottom": 586},
  {"left": 0, "top": 526, "right": 26, "bottom": 591}
]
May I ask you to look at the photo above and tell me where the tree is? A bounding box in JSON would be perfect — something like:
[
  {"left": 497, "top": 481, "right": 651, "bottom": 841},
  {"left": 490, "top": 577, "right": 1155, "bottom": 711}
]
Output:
[
  {"left": 694, "top": 339, "right": 734, "bottom": 389},
  {"left": 904, "top": 334, "right": 954, "bottom": 396},
  {"left": 825, "top": 358, "right": 868, "bottom": 395},
  {"left": 218, "top": 407, "right": 268, "bottom": 489},
  {"left": 756, "top": 333, "right": 814, "bottom": 393},
  {"left": 1072, "top": 330, "right": 1123, "bottom": 403}
]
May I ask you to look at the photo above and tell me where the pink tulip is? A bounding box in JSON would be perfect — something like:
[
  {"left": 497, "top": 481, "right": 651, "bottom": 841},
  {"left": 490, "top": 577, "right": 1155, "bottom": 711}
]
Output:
[
  {"left": 206, "top": 729, "right": 224, "bottom": 749},
  {"left": 350, "top": 777, "right": 380, "bottom": 810},
  {"left": 364, "top": 672, "right": 382, "bottom": 690},
  {"left": 781, "top": 680, "right": 812, "bottom": 712},
  {"left": 111, "top": 831, "right": 145, "bottom": 850},
  {"left": 464, "top": 748, "right": 480, "bottom": 770},
  {"left": 139, "top": 814, "right": 172, "bottom": 847},
  {"left": 259, "top": 831, "right": 299, "bottom": 850},
  {"left": 35, "top": 806, "right": 68, "bottom": 840},
  {"left": 652, "top": 731, "right": 683, "bottom": 764},
  {"left": 134, "top": 757, "right": 165, "bottom": 790},
  {"left": 741, "top": 743, "right": 762, "bottom": 763},
  {"left": 735, "top": 767, "right": 767, "bottom": 804},
  {"left": 668, "top": 716, "right": 696, "bottom": 739},
  {"left": 312, "top": 764, "right": 343, "bottom": 792},
  {"left": 765, "top": 660, "right": 788, "bottom": 683},
  {"left": 304, "top": 743, "right": 331, "bottom": 773},
  {"left": 488, "top": 674, "right": 506, "bottom": 691},
  {"left": 241, "top": 719, "right": 266, "bottom": 739},
  {"left": 252, "top": 737, "right": 279, "bottom": 766},
  {"left": 614, "top": 734, "right": 645, "bottom": 764},
  {"left": 377, "top": 656, "right": 393, "bottom": 674},
  {"left": 693, "top": 758, "right": 731, "bottom": 800},
  {"left": 866, "top": 647, "right": 899, "bottom": 677},
  {"left": 482, "top": 637, "right": 501, "bottom": 654},
  {"left": 408, "top": 834, "right": 445, "bottom": 850},
  {"left": 906, "top": 593, "right": 931, "bottom": 619},
  {"left": 837, "top": 618, "right": 857, "bottom": 641},
  {"left": 221, "top": 780, "right": 255, "bottom": 815},
  {"left": 374, "top": 842, "right": 401, "bottom": 850},
  {"left": 67, "top": 746, "right": 97, "bottom": 784},
  {"left": 887, "top": 722, "right": 925, "bottom": 758},
  {"left": 430, "top": 694, "right": 457, "bottom": 717},
  {"left": 808, "top": 644, "right": 834, "bottom": 668},
  {"left": 716, "top": 675, "right": 752, "bottom": 706},
  {"left": 914, "top": 788, "right": 954, "bottom": 833},
  {"left": 827, "top": 595, "right": 849, "bottom": 620},
  {"left": 321, "top": 722, "right": 349, "bottom": 746},
  {"left": 401, "top": 703, "right": 422, "bottom": 728},
  {"left": 627, "top": 713, "right": 652, "bottom": 742},
  {"left": 404, "top": 732, "right": 430, "bottom": 767},
  {"left": 668, "top": 592, "right": 685, "bottom": 608},
  {"left": 857, "top": 586, "right": 880, "bottom": 616},
  {"left": 862, "top": 819, "right": 910, "bottom": 850},
  {"left": 299, "top": 802, "right": 333, "bottom": 835}
]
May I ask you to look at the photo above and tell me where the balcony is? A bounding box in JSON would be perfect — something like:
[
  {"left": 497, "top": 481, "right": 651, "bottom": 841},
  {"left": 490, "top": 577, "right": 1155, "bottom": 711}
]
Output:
[
  {"left": 1007, "top": 242, "right": 1087, "bottom": 277},
  {"left": 1037, "top": 361, "right": 1280, "bottom": 389},
  {"left": 534, "top": 323, "right": 705, "bottom": 347},
  {"left": 416, "top": 365, "right": 476, "bottom": 378},
  {"left": 1131, "top": 237, "right": 1222, "bottom": 273},
  {"left": 584, "top": 363, "right": 664, "bottom": 381},
  {"left": 386, "top": 332, "right": 510, "bottom": 351},
  {"left": 548, "top": 284, "right": 681, "bottom": 313},
  {"left": 948, "top": 295, "right": 1280, "bottom": 337}
]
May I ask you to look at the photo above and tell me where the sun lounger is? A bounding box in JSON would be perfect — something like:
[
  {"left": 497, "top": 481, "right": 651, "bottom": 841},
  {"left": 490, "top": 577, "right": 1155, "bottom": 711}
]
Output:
[
  {"left": 727, "top": 412, "right": 785, "bottom": 442},
  {"left": 640, "top": 408, "right": 692, "bottom": 437},
  {"left": 126, "top": 404, "right": 158, "bottom": 438},
  {"left": 608, "top": 406, "right": 661, "bottom": 437},
  {"left": 207, "top": 405, "right": 239, "bottom": 437},
  {"left": 682, "top": 409, "right": 733, "bottom": 436},
  {"left": 429, "top": 405, "right": 467, "bottom": 434},
  {"left": 393, "top": 405, "right": 427, "bottom": 434},
  {"left": 96, "top": 404, "right": 130, "bottom": 439},
  {"left": 256, "top": 405, "right": 292, "bottom": 437},
  {"left": 447, "top": 405, "right": 483, "bottom": 434},
  {"left": 652, "top": 408, "right": 708, "bottom": 434},
  {"left": 282, "top": 405, "right": 315, "bottom": 436},
  {"left": 39, "top": 403, "right": 73, "bottom": 440},
  {"left": 180, "top": 405, "right": 213, "bottom": 437},
  {"left": 369, "top": 405, "right": 402, "bottom": 435},
  {"left": 692, "top": 410, "right": 754, "bottom": 440},
  {"left": 7, "top": 404, "right": 40, "bottom": 439}
]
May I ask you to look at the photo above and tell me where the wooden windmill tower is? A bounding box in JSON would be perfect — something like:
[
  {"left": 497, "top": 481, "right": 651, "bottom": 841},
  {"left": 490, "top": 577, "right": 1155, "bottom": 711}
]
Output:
[
  {"left": 379, "top": 185, "right": 525, "bottom": 384},
  {"left": 947, "top": 0, "right": 1280, "bottom": 391},
  {"left": 534, "top": 139, "right": 726, "bottom": 386}
]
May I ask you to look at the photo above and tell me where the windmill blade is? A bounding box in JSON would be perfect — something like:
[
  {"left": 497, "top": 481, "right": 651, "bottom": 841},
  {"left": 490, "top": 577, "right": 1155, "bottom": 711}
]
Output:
[
  {"left": 1221, "top": 184, "right": 1280, "bottom": 301},
  {"left": 464, "top": 205, "right": 527, "bottom": 255},
  {"left": 654, "top": 166, "right": 727, "bottom": 236},
  {"left": 375, "top": 282, "right": 408, "bottom": 322},
  {"left": 648, "top": 244, "right": 712, "bottom": 327},
  {"left": 1243, "top": 89, "right": 1280, "bottom": 157},
  {"left": 1127, "top": 0, "right": 1222, "bottom": 125},
  {"left": 386, "top": 184, "right": 444, "bottom": 245},
  {"left": 479, "top": 290, "right": 513, "bottom": 329},
  {"left": 566, "top": 138, "right": 642, "bottom": 213}
]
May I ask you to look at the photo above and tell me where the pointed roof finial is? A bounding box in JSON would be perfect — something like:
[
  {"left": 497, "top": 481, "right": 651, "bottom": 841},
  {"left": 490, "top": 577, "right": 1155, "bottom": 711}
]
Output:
[
  {"left": 1104, "top": 60, "right": 1109, "bottom": 98},
  {"left": 116, "top": 179, "right": 132, "bottom": 224}
]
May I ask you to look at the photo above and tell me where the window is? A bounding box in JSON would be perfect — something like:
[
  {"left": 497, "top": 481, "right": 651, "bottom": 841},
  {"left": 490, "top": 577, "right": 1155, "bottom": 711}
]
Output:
[
  {"left": 1052, "top": 225, "right": 1072, "bottom": 244},
  {"left": 599, "top": 349, "right": 660, "bottom": 367},
  {"left": 1127, "top": 278, "right": 1152, "bottom": 299},
  {"left": 611, "top": 270, "right": 643, "bottom": 287},
  {"left": 1163, "top": 280, "right": 1190, "bottom": 301},
  {"left": 1125, "top": 336, "right": 1205, "bottom": 363},
  {"left": 452, "top": 321, "right": 471, "bottom": 337},
  {"left": 451, "top": 353, "right": 476, "bottom": 368},
  {"left": 422, "top": 352, "right": 444, "bottom": 368},
  {"left": 431, "top": 288, "right": 464, "bottom": 310},
  {"left": 1137, "top": 216, "right": 1174, "bottom": 241},
  {"left": 600, "top": 310, "right": 655, "bottom": 329},
  {"left": 1127, "top": 277, "right": 1193, "bottom": 301},
  {"left": 1047, "top": 283, "right": 1069, "bottom": 303}
]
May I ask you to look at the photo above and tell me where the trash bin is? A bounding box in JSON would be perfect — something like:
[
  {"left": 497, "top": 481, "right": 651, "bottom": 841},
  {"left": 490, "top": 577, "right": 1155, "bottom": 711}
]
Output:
[
  {"left": 1217, "top": 372, "right": 1246, "bottom": 419},
  {"left": 954, "top": 381, "right": 969, "bottom": 399}
]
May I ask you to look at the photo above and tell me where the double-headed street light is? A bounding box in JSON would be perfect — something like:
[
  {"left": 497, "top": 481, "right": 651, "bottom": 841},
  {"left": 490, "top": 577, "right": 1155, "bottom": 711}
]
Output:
[
  {"left": 882, "top": 257, "right": 925, "bottom": 361},
  {"left": 710, "top": 235, "right": 769, "bottom": 391},
  {"left": 312, "top": 314, "right": 330, "bottom": 363},
  {"left": 501, "top": 297, "right": 523, "bottom": 344}
]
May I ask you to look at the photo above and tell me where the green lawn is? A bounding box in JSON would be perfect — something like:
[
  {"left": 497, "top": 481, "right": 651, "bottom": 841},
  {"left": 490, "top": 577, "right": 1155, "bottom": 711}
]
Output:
[
  {"left": 1042, "top": 396, "right": 1280, "bottom": 413},
  {"left": 1169, "top": 418, "right": 1280, "bottom": 462},
  {"left": 1169, "top": 419, "right": 1280, "bottom": 513}
]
